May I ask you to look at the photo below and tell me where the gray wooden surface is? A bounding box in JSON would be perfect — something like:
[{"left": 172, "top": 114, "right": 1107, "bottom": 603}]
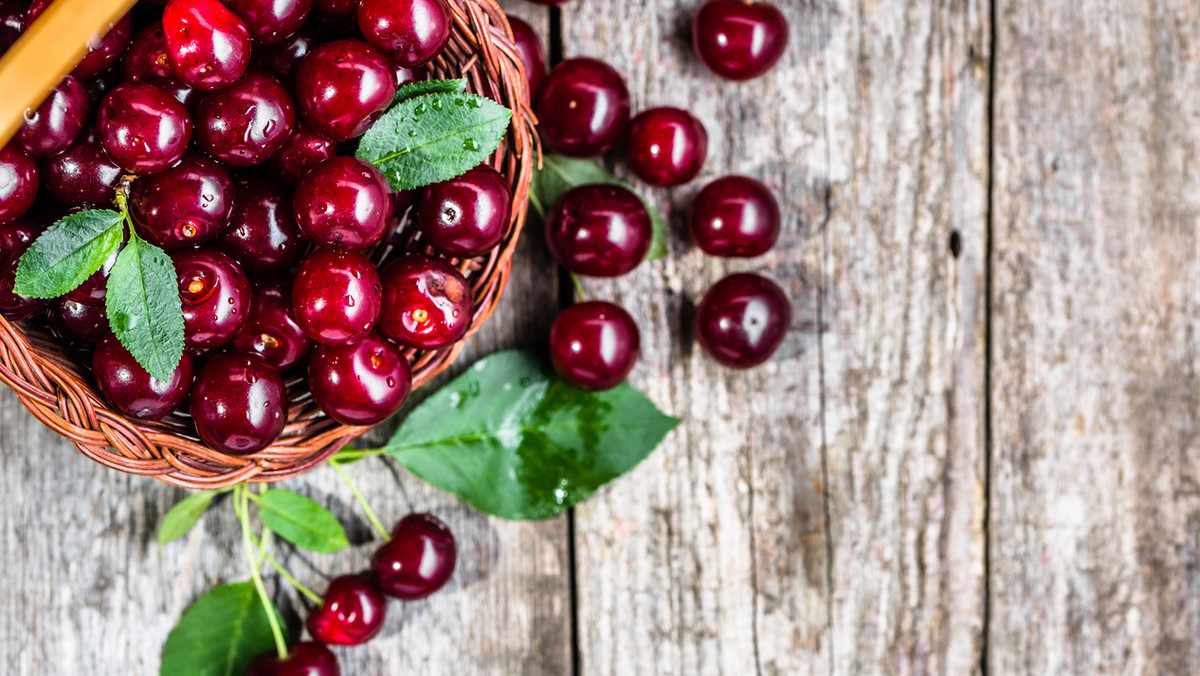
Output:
[{"left": 0, "top": 0, "right": 1195, "bottom": 674}]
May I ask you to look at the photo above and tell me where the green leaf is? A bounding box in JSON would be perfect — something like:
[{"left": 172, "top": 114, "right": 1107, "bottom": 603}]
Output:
[
  {"left": 394, "top": 77, "right": 467, "bottom": 103},
  {"left": 357, "top": 93, "right": 512, "bottom": 191},
  {"left": 258, "top": 490, "right": 349, "bottom": 553},
  {"left": 160, "top": 582, "right": 284, "bottom": 676},
  {"left": 384, "top": 350, "right": 680, "bottom": 520},
  {"left": 13, "top": 209, "right": 124, "bottom": 298},
  {"left": 158, "top": 491, "right": 217, "bottom": 546},
  {"left": 530, "top": 154, "right": 669, "bottom": 261},
  {"left": 105, "top": 237, "right": 184, "bottom": 384}
]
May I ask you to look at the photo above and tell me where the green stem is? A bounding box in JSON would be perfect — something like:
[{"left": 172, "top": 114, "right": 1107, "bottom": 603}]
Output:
[
  {"left": 570, "top": 273, "right": 587, "bottom": 301},
  {"left": 255, "top": 534, "right": 324, "bottom": 605},
  {"left": 331, "top": 460, "right": 391, "bottom": 542},
  {"left": 330, "top": 448, "right": 383, "bottom": 463},
  {"left": 235, "top": 485, "right": 288, "bottom": 660}
]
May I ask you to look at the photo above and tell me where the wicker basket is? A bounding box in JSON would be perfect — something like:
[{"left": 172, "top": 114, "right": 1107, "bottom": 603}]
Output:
[{"left": 0, "top": 0, "right": 536, "bottom": 489}]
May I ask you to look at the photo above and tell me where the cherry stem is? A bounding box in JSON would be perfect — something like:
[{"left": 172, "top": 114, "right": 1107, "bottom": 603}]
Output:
[
  {"left": 235, "top": 484, "right": 289, "bottom": 660},
  {"left": 570, "top": 273, "right": 587, "bottom": 301},
  {"left": 253, "top": 533, "right": 324, "bottom": 605},
  {"left": 329, "top": 448, "right": 383, "bottom": 463},
  {"left": 331, "top": 459, "right": 391, "bottom": 542}
]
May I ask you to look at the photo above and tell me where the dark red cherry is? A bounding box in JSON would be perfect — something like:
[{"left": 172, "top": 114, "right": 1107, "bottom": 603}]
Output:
[
  {"left": 535, "top": 58, "right": 630, "bottom": 157},
  {"left": 162, "top": 0, "right": 253, "bottom": 91},
  {"left": 306, "top": 574, "right": 388, "bottom": 646},
  {"left": 689, "top": 175, "right": 780, "bottom": 257},
  {"left": 245, "top": 642, "right": 340, "bottom": 676},
  {"left": 252, "top": 26, "right": 319, "bottom": 82},
  {"left": 695, "top": 272, "right": 790, "bottom": 368},
  {"left": 120, "top": 24, "right": 199, "bottom": 108},
  {"left": 507, "top": 15, "right": 546, "bottom": 99},
  {"left": 129, "top": 151, "right": 234, "bottom": 250},
  {"left": 215, "top": 176, "right": 308, "bottom": 273},
  {"left": 172, "top": 248, "right": 251, "bottom": 349},
  {"left": 545, "top": 184, "right": 651, "bottom": 277},
  {"left": 191, "top": 350, "right": 288, "bottom": 455},
  {"left": 65, "top": 248, "right": 117, "bottom": 304},
  {"left": 97, "top": 82, "right": 192, "bottom": 174},
  {"left": 693, "top": 0, "right": 789, "bottom": 81},
  {"left": 0, "top": 144, "right": 38, "bottom": 224},
  {"left": 265, "top": 122, "right": 336, "bottom": 184},
  {"left": 295, "top": 39, "right": 396, "bottom": 141},
  {"left": 549, "top": 301, "right": 640, "bottom": 391},
  {"left": 292, "top": 248, "right": 381, "bottom": 345},
  {"left": 310, "top": 0, "right": 358, "bottom": 36},
  {"left": 371, "top": 513, "right": 456, "bottom": 600},
  {"left": 41, "top": 132, "right": 121, "bottom": 206},
  {"left": 195, "top": 70, "right": 295, "bottom": 166},
  {"left": 231, "top": 280, "right": 312, "bottom": 371},
  {"left": 47, "top": 297, "right": 109, "bottom": 346},
  {"left": 93, "top": 335, "right": 193, "bottom": 420},
  {"left": 226, "top": 0, "right": 311, "bottom": 44},
  {"left": 0, "top": 0, "right": 23, "bottom": 51},
  {"left": 377, "top": 255, "right": 472, "bottom": 349},
  {"left": 392, "top": 61, "right": 420, "bottom": 89},
  {"left": 357, "top": 0, "right": 451, "bottom": 69},
  {"left": 16, "top": 75, "right": 90, "bottom": 158},
  {"left": 309, "top": 332, "right": 411, "bottom": 425},
  {"left": 294, "top": 156, "right": 392, "bottom": 250},
  {"left": 626, "top": 107, "right": 708, "bottom": 187},
  {"left": 418, "top": 164, "right": 511, "bottom": 258},
  {"left": 0, "top": 219, "right": 47, "bottom": 320},
  {"left": 25, "top": 1, "right": 132, "bottom": 78}
]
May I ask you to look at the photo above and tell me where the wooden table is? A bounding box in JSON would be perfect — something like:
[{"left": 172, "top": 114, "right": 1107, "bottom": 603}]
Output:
[{"left": 2, "top": 0, "right": 1196, "bottom": 673}]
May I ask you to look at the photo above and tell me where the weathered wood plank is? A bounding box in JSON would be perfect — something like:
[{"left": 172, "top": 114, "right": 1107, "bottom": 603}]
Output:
[{"left": 990, "top": 2, "right": 1200, "bottom": 673}]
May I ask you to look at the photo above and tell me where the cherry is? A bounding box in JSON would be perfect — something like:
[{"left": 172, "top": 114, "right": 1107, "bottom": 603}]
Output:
[
  {"left": 253, "top": 26, "right": 319, "bottom": 82},
  {"left": 0, "top": 144, "right": 38, "bottom": 224},
  {"left": 232, "top": 279, "right": 312, "bottom": 371},
  {"left": 225, "top": 0, "right": 311, "bottom": 45},
  {"left": 695, "top": 272, "right": 790, "bottom": 368},
  {"left": 93, "top": 335, "right": 193, "bottom": 420},
  {"left": 162, "top": 0, "right": 253, "bottom": 91},
  {"left": 549, "top": 301, "right": 640, "bottom": 391},
  {"left": 245, "top": 642, "right": 340, "bottom": 676},
  {"left": 294, "top": 156, "right": 392, "bottom": 250},
  {"left": 689, "top": 175, "right": 780, "bottom": 257},
  {"left": 626, "top": 107, "right": 708, "bottom": 187},
  {"left": 120, "top": 24, "right": 199, "bottom": 109},
  {"left": 191, "top": 350, "right": 288, "bottom": 454},
  {"left": 544, "top": 184, "right": 651, "bottom": 277},
  {"left": 296, "top": 39, "right": 396, "bottom": 141},
  {"left": 172, "top": 248, "right": 251, "bottom": 349},
  {"left": 392, "top": 61, "right": 420, "bottom": 89},
  {"left": 507, "top": 16, "right": 546, "bottom": 99},
  {"left": 312, "top": 0, "right": 359, "bottom": 24},
  {"left": 195, "top": 70, "right": 295, "bottom": 166},
  {"left": 97, "top": 82, "right": 192, "bottom": 175},
  {"left": 215, "top": 176, "right": 308, "bottom": 273},
  {"left": 535, "top": 58, "right": 630, "bottom": 157},
  {"left": 16, "top": 75, "right": 90, "bottom": 158},
  {"left": 693, "top": 0, "right": 789, "bottom": 81},
  {"left": 265, "top": 122, "right": 336, "bottom": 184},
  {"left": 65, "top": 247, "right": 118, "bottom": 304},
  {"left": 48, "top": 297, "right": 109, "bottom": 346},
  {"left": 306, "top": 574, "right": 388, "bottom": 646},
  {"left": 377, "top": 255, "right": 472, "bottom": 349},
  {"left": 0, "top": 219, "right": 47, "bottom": 320},
  {"left": 309, "top": 332, "right": 411, "bottom": 425},
  {"left": 0, "top": 0, "right": 23, "bottom": 51},
  {"left": 129, "top": 151, "right": 234, "bottom": 250},
  {"left": 418, "top": 164, "right": 511, "bottom": 258},
  {"left": 24, "top": 1, "right": 132, "bottom": 78},
  {"left": 292, "top": 248, "right": 381, "bottom": 345},
  {"left": 371, "top": 513, "right": 456, "bottom": 600},
  {"left": 357, "top": 0, "right": 451, "bottom": 69},
  {"left": 41, "top": 132, "right": 122, "bottom": 206}
]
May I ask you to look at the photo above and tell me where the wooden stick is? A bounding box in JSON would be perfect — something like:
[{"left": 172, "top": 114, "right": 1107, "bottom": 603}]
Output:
[{"left": 0, "top": 0, "right": 138, "bottom": 150}]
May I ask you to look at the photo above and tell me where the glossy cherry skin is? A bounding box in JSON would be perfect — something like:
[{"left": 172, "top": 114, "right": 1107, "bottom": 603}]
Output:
[
  {"left": 120, "top": 25, "right": 199, "bottom": 109},
  {"left": 215, "top": 176, "right": 308, "bottom": 273},
  {"left": 162, "top": 0, "right": 253, "bottom": 91},
  {"left": 535, "top": 58, "right": 630, "bottom": 157},
  {"left": 245, "top": 642, "right": 340, "bottom": 676},
  {"left": 48, "top": 297, "right": 110, "bottom": 346},
  {"left": 549, "top": 301, "right": 640, "bottom": 391},
  {"left": 25, "top": 1, "right": 132, "bottom": 78},
  {"left": 172, "top": 248, "right": 251, "bottom": 349},
  {"left": 97, "top": 82, "right": 192, "bottom": 174},
  {"left": 296, "top": 39, "right": 396, "bottom": 141},
  {"left": 693, "top": 0, "right": 789, "bottom": 81},
  {"left": 689, "top": 175, "right": 780, "bottom": 257},
  {"left": 232, "top": 280, "right": 312, "bottom": 371},
  {"left": 266, "top": 123, "right": 336, "bottom": 184},
  {"left": 309, "top": 332, "right": 411, "bottom": 425},
  {"left": 377, "top": 255, "right": 473, "bottom": 349},
  {"left": 41, "top": 132, "right": 121, "bottom": 206},
  {"left": 0, "top": 219, "right": 47, "bottom": 320},
  {"left": 129, "top": 152, "right": 234, "bottom": 250},
  {"left": 306, "top": 574, "right": 388, "bottom": 646},
  {"left": 507, "top": 16, "right": 546, "bottom": 99},
  {"left": 0, "top": 144, "right": 38, "bottom": 224},
  {"left": 626, "top": 107, "right": 708, "bottom": 187},
  {"left": 93, "top": 335, "right": 193, "bottom": 420},
  {"left": 294, "top": 156, "right": 392, "bottom": 250},
  {"left": 195, "top": 70, "right": 295, "bottom": 166},
  {"left": 695, "top": 272, "right": 790, "bottom": 368},
  {"left": 418, "top": 165, "right": 511, "bottom": 257},
  {"left": 545, "top": 184, "right": 651, "bottom": 277},
  {"left": 357, "top": 0, "right": 451, "bottom": 68},
  {"left": 16, "top": 75, "right": 90, "bottom": 157},
  {"left": 0, "top": 0, "right": 23, "bottom": 51},
  {"left": 226, "top": 0, "right": 311, "bottom": 44},
  {"left": 292, "top": 249, "right": 382, "bottom": 345},
  {"left": 372, "top": 513, "right": 457, "bottom": 600},
  {"left": 191, "top": 351, "right": 288, "bottom": 455},
  {"left": 253, "top": 26, "right": 319, "bottom": 82}
]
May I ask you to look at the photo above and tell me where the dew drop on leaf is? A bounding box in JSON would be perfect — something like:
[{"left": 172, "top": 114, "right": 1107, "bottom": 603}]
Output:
[
  {"left": 414, "top": 102, "right": 428, "bottom": 115},
  {"left": 467, "top": 98, "right": 483, "bottom": 109},
  {"left": 453, "top": 98, "right": 464, "bottom": 106},
  {"left": 408, "top": 130, "right": 418, "bottom": 137},
  {"left": 462, "top": 138, "right": 480, "bottom": 152},
  {"left": 432, "top": 98, "right": 443, "bottom": 110}
]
